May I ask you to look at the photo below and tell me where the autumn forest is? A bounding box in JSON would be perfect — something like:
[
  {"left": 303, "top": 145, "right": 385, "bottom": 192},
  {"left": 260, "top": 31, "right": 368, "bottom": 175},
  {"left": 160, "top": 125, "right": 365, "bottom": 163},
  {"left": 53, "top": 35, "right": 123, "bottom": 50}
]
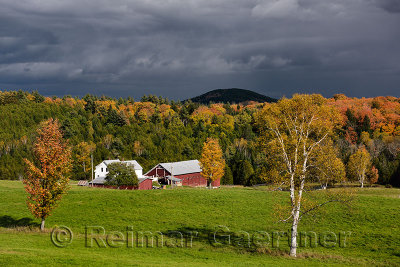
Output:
[{"left": 0, "top": 90, "right": 399, "bottom": 187}]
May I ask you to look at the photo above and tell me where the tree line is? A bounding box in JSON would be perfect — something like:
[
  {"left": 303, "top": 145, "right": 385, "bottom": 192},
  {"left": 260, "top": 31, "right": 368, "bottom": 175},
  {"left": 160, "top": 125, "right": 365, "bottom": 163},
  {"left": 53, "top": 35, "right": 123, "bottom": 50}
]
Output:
[{"left": 0, "top": 90, "right": 399, "bottom": 187}]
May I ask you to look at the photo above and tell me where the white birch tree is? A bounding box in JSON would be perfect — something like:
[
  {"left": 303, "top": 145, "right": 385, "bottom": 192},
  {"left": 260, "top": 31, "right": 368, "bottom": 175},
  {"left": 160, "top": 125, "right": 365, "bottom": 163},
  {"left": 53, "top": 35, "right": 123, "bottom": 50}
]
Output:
[
  {"left": 256, "top": 94, "right": 348, "bottom": 257},
  {"left": 347, "top": 147, "right": 372, "bottom": 188}
]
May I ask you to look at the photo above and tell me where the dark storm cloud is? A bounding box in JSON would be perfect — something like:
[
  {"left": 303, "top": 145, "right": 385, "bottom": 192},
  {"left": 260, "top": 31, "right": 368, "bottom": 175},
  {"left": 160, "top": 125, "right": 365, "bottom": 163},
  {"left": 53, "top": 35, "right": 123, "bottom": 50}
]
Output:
[
  {"left": 377, "top": 0, "right": 400, "bottom": 13},
  {"left": 0, "top": 0, "right": 399, "bottom": 99}
]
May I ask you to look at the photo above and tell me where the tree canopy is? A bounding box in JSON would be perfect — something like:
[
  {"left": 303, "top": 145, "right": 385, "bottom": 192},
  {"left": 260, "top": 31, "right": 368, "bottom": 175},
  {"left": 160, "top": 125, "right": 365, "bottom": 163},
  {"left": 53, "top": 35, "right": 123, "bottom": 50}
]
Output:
[
  {"left": 200, "top": 138, "right": 225, "bottom": 187},
  {"left": 23, "top": 118, "right": 72, "bottom": 230},
  {"left": 105, "top": 162, "right": 139, "bottom": 187},
  {"left": 256, "top": 94, "right": 350, "bottom": 257}
]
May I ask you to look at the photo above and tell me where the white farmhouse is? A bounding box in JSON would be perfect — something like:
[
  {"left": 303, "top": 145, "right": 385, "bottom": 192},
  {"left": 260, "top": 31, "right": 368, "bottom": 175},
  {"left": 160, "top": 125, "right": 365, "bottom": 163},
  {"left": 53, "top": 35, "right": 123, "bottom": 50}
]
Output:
[{"left": 91, "top": 159, "right": 143, "bottom": 185}]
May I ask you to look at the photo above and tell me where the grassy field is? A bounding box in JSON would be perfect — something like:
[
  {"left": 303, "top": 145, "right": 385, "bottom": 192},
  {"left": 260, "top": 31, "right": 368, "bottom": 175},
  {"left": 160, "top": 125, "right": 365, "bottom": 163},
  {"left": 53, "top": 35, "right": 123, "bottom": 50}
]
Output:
[{"left": 0, "top": 180, "right": 399, "bottom": 266}]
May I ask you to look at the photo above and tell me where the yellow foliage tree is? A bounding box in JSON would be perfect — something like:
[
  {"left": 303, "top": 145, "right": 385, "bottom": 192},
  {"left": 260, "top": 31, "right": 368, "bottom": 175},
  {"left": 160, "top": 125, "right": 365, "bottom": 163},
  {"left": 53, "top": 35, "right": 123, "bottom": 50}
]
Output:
[
  {"left": 308, "top": 139, "right": 346, "bottom": 189},
  {"left": 75, "top": 141, "right": 96, "bottom": 173},
  {"left": 200, "top": 138, "right": 225, "bottom": 188},
  {"left": 347, "top": 147, "right": 377, "bottom": 188},
  {"left": 256, "top": 94, "right": 350, "bottom": 257},
  {"left": 133, "top": 141, "right": 144, "bottom": 156}
]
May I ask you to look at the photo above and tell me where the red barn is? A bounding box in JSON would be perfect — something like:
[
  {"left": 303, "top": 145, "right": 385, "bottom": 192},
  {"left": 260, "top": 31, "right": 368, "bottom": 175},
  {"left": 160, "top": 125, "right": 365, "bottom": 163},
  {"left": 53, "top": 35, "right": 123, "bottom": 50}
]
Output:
[{"left": 145, "top": 160, "right": 220, "bottom": 188}]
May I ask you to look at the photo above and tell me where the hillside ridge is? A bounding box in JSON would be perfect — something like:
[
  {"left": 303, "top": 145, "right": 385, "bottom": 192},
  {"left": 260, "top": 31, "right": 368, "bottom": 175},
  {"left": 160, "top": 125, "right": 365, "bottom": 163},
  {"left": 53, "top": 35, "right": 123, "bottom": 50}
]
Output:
[{"left": 188, "top": 88, "right": 277, "bottom": 104}]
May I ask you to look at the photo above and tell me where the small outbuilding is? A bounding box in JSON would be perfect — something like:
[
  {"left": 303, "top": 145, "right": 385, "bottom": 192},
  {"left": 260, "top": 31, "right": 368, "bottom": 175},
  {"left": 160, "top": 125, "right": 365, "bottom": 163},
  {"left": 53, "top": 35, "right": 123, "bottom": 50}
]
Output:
[{"left": 167, "top": 176, "right": 182, "bottom": 186}]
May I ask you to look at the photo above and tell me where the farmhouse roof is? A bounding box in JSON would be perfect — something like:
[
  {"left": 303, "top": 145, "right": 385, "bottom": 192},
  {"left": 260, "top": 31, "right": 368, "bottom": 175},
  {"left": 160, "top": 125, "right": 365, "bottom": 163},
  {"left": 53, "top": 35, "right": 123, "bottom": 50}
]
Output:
[
  {"left": 103, "top": 159, "right": 120, "bottom": 166},
  {"left": 123, "top": 160, "right": 143, "bottom": 170},
  {"left": 99, "top": 159, "right": 143, "bottom": 170}
]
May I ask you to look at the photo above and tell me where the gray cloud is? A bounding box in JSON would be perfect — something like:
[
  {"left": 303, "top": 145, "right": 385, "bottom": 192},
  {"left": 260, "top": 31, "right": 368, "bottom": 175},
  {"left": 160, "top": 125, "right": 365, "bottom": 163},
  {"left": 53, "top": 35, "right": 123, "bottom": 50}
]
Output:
[
  {"left": 0, "top": 0, "right": 399, "bottom": 99},
  {"left": 376, "top": 0, "right": 400, "bottom": 13}
]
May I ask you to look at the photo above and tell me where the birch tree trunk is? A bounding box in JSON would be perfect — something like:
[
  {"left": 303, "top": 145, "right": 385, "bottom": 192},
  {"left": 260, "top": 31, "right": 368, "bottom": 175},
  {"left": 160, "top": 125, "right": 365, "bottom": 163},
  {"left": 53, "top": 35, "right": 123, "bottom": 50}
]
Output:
[
  {"left": 40, "top": 218, "right": 45, "bottom": 231},
  {"left": 290, "top": 212, "right": 299, "bottom": 257},
  {"left": 361, "top": 173, "right": 364, "bottom": 188}
]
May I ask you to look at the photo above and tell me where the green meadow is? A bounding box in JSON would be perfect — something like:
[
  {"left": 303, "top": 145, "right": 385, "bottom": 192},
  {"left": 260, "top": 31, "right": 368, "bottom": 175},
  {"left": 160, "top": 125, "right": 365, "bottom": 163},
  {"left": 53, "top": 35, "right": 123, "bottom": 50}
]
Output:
[{"left": 0, "top": 180, "right": 399, "bottom": 266}]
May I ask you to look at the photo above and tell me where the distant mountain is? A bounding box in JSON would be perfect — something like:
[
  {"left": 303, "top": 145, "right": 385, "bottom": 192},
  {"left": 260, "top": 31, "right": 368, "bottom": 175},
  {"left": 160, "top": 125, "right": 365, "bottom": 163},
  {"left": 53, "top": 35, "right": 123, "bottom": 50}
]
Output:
[{"left": 188, "top": 88, "right": 277, "bottom": 104}]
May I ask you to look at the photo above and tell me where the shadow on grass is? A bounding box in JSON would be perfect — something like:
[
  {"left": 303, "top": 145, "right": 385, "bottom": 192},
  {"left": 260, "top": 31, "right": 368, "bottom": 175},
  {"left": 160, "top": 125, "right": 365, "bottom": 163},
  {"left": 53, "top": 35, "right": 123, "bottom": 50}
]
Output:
[
  {"left": 166, "top": 226, "right": 215, "bottom": 245},
  {"left": 162, "top": 226, "right": 290, "bottom": 256},
  {"left": 164, "top": 226, "right": 277, "bottom": 249},
  {"left": 0, "top": 215, "right": 39, "bottom": 228}
]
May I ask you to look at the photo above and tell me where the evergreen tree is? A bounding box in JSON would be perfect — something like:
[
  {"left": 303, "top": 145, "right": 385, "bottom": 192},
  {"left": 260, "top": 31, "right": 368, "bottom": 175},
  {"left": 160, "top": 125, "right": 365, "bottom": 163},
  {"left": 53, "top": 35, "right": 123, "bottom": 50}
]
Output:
[
  {"left": 237, "top": 160, "right": 254, "bottom": 185},
  {"left": 221, "top": 165, "right": 233, "bottom": 185},
  {"left": 106, "top": 105, "right": 126, "bottom": 126},
  {"left": 31, "top": 90, "right": 45, "bottom": 103}
]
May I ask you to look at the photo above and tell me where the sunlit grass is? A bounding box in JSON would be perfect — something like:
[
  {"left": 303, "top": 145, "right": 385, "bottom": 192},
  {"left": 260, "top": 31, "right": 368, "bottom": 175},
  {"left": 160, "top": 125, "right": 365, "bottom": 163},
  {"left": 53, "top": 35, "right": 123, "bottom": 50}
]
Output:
[{"left": 0, "top": 180, "right": 399, "bottom": 266}]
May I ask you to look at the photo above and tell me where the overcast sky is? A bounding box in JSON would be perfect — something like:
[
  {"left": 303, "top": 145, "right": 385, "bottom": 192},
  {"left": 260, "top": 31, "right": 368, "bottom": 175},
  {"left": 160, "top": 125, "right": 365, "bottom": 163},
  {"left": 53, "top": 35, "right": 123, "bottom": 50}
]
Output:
[{"left": 0, "top": 0, "right": 399, "bottom": 100}]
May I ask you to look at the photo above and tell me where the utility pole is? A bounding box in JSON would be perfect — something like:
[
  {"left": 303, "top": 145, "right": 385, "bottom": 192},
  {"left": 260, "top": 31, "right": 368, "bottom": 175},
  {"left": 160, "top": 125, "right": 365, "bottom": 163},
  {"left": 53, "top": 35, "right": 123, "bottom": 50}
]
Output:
[
  {"left": 171, "top": 165, "right": 174, "bottom": 187},
  {"left": 91, "top": 153, "right": 94, "bottom": 187}
]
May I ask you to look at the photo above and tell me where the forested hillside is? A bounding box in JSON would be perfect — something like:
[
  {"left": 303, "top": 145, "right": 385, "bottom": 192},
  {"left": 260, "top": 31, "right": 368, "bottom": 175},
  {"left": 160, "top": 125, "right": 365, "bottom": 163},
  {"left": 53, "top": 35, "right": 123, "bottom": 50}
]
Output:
[
  {"left": 189, "top": 88, "right": 277, "bottom": 104},
  {"left": 0, "top": 90, "right": 399, "bottom": 186}
]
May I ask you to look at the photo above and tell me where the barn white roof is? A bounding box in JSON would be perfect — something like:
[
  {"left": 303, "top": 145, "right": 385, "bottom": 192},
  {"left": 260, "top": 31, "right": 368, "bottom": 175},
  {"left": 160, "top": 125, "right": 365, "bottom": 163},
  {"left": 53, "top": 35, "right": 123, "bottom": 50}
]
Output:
[{"left": 158, "top": 160, "right": 201, "bottom": 175}]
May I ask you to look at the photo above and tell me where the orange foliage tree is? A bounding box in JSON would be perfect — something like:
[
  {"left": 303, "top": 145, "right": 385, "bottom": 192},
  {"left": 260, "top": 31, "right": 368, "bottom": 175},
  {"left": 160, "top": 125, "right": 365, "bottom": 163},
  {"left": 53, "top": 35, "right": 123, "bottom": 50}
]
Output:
[
  {"left": 200, "top": 138, "right": 225, "bottom": 188},
  {"left": 367, "top": 166, "right": 379, "bottom": 185},
  {"left": 23, "top": 118, "right": 72, "bottom": 230},
  {"left": 329, "top": 96, "right": 400, "bottom": 135}
]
